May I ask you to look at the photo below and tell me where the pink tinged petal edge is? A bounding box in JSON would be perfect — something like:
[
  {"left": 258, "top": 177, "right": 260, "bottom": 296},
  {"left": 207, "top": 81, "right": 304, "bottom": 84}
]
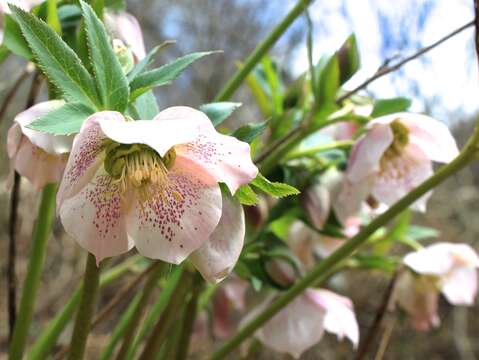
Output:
[
  {"left": 56, "top": 112, "right": 120, "bottom": 209},
  {"left": 246, "top": 292, "right": 326, "bottom": 359},
  {"left": 346, "top": 123, "right": 394, "bottom": 183},
  {"left": 126, "top": 157, "right": 222, "bottom": 265},
  {"left": 441, "top": 267, "right": 478, "bottom": 306},
  {"left": 190, "top": 192, "right": 245, "bottom": 283},
  {"left": 104, "top": 11, "right": 146, "bottom": 61},
  {"left": 14, "top": 100, "right": 73, "bottom": 155},
  {"left": 307, "top": 289, "right": 360, "bottom": 347},
  {"left": 59, "top": 169, "right": 134, "bottom": 265},
  {"left": 371, "top": 143, "right": 433, "bottom": 212}
]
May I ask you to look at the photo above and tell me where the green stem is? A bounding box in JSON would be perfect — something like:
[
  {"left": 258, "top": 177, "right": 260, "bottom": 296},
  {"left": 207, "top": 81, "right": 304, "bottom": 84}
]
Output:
[
  {"left": 139, "top": 272, "right": 192, "bottom": 360},
  {"left": 9, "top": 183, "right": 57, "bottom": 360},
  {"left": 286, "top": 140, "right": 353, "bottom": 160},
  {"left": 115, "top": 261, "right": 165, "bottom": 360},
  {"left": 210, "top": 124, "right": 479, "bottom": 360},
  {"left": 214, "top": 0, "right": 315, "bottom": 101},
  {"left": 67, "top": 254, "right": 101, "bottom": 360}
]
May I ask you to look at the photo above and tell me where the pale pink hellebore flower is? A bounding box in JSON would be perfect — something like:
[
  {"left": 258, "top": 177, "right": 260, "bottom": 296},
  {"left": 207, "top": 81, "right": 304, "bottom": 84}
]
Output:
[
  {"left": 395, "top": 242, "right": 479, "bottom": 330},
  {"left": 56, "top": 107, "right": 257, "bottom": 274},
  {"left": 7, "top": 100, "right": 73, "bottom": 189},
  {"left": 104, "top": 10, "right": 146, "bottom": 61},
  {"left": 244, "top": 289, "right": 359, "bottom": 358},
  {"left": 336, "top": 113, "right": 459, "bottom": 223}
]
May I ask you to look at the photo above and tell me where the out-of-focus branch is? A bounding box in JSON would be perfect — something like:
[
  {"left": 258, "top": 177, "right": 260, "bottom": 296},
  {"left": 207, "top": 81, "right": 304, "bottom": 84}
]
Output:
[{"left": 0, "top": 65, "right": 34, "bottom": 123}]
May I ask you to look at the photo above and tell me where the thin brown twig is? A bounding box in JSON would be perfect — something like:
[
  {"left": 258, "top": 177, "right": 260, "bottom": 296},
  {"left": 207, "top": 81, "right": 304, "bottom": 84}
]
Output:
[
  {"left": 474, "top": 1, "right": 479, "bottom": 64},
  {"left": 374, "top": 314, "right": 397, "bottom": 360},
  {"left": 7, "top": 70, "right": 42, "bottom": 342}
]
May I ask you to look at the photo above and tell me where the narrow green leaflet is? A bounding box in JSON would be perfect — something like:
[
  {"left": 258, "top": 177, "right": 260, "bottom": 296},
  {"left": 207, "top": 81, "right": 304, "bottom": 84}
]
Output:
[
  {"left": 3, "top": 15, "right": 32, "bottom": 59},
  {"left": 80, "top": 1, "right": 129, "bottom": 111},
  {"left": 28, "top": 103, "right": 95, "bottom": 135},
  {"left": 337, "top": 34, "right": 360, "bottom": 85},
  {"left": 199, "top": 102, "right": 242, "bottom": 127},
  {"left": 251, "top": 173, "right": 299, "bottom": 198},
  {"left": 127, "top": 40, "right": 175, "bottom": 81},
  {"left": 315, "top": 54, "right": 340, "bottom": 106},
  {"left": 234, "top": 184, "right": 259, "bottom": 206},
  {"left": 231, "top": 121, "right": 267, "bottom": 143},
  {"left": 127, "top": 91, "right": 159, "bottom": 120},
  {"left": 10, "top": 6, "right": 100, "bottom": 108},
  {"left": 129, "top": 51, "right": 218, "bottom": 100},
  {"left": 371, "top": 97, "right": 412, "bottom": 117}
]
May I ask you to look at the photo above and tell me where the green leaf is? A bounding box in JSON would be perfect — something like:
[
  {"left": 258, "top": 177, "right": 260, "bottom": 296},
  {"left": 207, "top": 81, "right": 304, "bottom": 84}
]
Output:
[
  {"left": 3, "top": 15, "right": 32, "bottom": 59},
  {"left": 407, "top": 225, "right": 440, "bottom": 241},
  {"left": 10, "top": 6, "right": 100, "bottom": 108},
  {"left": 269, "top": 210, "right": 301, "bottom": 241},
  {"left": 129, "top": 51, "right": 218, "bottom": 100},
  {"left": 234, "top": 184, "right": 258, "bottom": 206},
  {"left": 349, "top": 254, "right": 398, "bottom": 273},
  {"left": 127, "top": 40, "right": 175, "bottom": 82},
  {"left": 105, "top": 0, "right": 125, "bottom": 10},
  {"left": 199, "top": 102, "right": 242, "bottom": 127},
  {"left": 337, "top": 34, "right": 360, "bottom": 85},
  {"left": 127, "top": 90, "right": 159, "bottom": 120},
  {"left": 371, "top": 97, "right": 412, "bottom": 117},
  {"left": 27, "top": 102, "right": 95, "bottom": 135},
  {"left": 261, "top": 56, "right": 283, "bottom": 116},
  {"left": 246, "top": 69, "right": 272, "bottom": 117},
  {"left": 46, "top": 0, "right": 62, "bottom": 35},
  {"left": 231, "top": 121, "right": 267, "bottom": 143},
  {"left": 251, "top": 173, "right": 300, "bottom": 198},
  {"left": 80, "top": 1, "right": 129, "bottom": 111},
  {"left": 315, "top": 54, "right": 340, "bottom": 106}
]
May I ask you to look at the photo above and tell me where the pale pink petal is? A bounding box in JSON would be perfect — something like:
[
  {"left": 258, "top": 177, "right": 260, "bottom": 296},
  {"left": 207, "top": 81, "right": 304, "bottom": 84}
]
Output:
[
  {"left": 346, "top": 123, "right": 393, "bottom": 182},
  {"left": 99, "top": 107, "right": 208, "bottom": 157},
  {"left": 126, "top": 157, "right": 222, "bottom": 264},
  {"left": 104, "top": 11, "right": 146, "bottom": 61},
  {"left": 394, "top": 271, "right": 440, "bottom": 331},
  {"left": 302, "top": 184, "right": 331, "bottom": 230},
  {"left": 307, "top": 289, "right": 359, "bottom": 347},
  {"left": 190, "top": 192, "right": 245, "bottom": 283},
  {"left": 441, "top": 267, "right": 478, "bottom": 305},
  {"left": 287, "top": 221, "right": 316, "bottom": 270},
  {"left": 246, "top": 292, "right": 326, "bottom": 358},
  {"left": 371, "top": 144, "right": 433, "bottom": 211},
  {"left": 7, "top": 122, "right": 22, "bottom": 159},
  {"left": 333, "top": 176, "right": 373, "bottom": 226},
  {"left": 314, "top": 236, "right": 345, "bottom": 258},
  {"left": 395, "top": 113, "right": 459, "bottom": 163},
  {"left": 59, "top": 169, "right": 133, "bottom": 265},
  {"left": 56, "top": 112, "right": 119, "bottom": 209},
  {"left": 14, "top": 100, "right": 73, "bottom": 155},
  {"left": 14, "top": 137, "right": 67, "bottom": 189}
]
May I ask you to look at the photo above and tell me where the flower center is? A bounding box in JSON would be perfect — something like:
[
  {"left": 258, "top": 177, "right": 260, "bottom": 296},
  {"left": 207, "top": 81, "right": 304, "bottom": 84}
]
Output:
[
  {"left": 103, "top": 141, "right": 177, "bottom": 203},
  {"left": 384, "top": 119, "right": 409, "bottom": 158}
]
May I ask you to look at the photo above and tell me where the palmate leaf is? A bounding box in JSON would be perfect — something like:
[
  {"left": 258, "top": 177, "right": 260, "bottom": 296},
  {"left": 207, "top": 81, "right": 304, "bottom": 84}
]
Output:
[
  {"left": 10, "top": 5, "right": 100, "bottom": 109},
  {"left": 127, "top": 40, "right": 176, "bottom": 81},
  {"left": 80, "top": 1, "right": 129, "bottom": 111},
  {"left": 129, "top": 51, "right": 218, "bottom": 100},
  {"left": 251, "top": 173, "right": 300, "bottom": 198}
]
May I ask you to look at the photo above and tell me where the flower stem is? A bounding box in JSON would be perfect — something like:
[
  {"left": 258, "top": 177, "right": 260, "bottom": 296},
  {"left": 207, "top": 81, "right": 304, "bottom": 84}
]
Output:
[
  {"left": 210, "top": 123, "right": 479, "bottom": 360},
  {"left": 285, "top": 140, "right": 353, "bottom": 160},
  {"left": 214, "top": 0, "right": 315, "bottom": 102},
  {"left": 67, "top": 254, "right": 101, "bottom": 360},
  {"left": 8, "top": 183, "right": 57, "bottom": 360}
]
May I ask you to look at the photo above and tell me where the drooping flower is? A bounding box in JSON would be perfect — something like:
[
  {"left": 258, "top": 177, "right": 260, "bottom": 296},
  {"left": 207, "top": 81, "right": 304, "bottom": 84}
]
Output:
[
  {"left": 104, "top": 10, "right": 146, "bottom": 61},
  {"left": 335, "top": 113, "right": 459, "bottom": 223},
  {"left": 394, "top": 242, "right": 479, "bottom": 330},
  {"left": 56, "top": 106, "right": 258, "bottom": 266},
  {"left": 244, "top": 288, "right": 359, "bottom": 358},
  {"left": 7, "top": 100, "right": 73, "bottom": 189}
]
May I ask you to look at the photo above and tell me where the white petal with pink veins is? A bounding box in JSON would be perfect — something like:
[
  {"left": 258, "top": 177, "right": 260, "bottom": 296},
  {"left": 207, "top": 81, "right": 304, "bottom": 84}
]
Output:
[
  {"left": 346, "top": 123, "right": 393, "bottom": 182},
  {"left": 441, "top": 267, "right": 478, "bottom": 305},
  {"left": 56, "top": 113, "right": 115, "bottom": 208},
  {"left": 190, "top": 192, "right": 245, "bottom": 283},
  {"left": 126, "top": 158, "right": 222, "bottom": 264},
  {"left": 59, "top": 169, "right": 133, "bottom": 265}
]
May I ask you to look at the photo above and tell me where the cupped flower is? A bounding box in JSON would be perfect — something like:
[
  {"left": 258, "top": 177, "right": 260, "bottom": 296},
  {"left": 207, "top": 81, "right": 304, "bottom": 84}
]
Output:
[
  {"left": 104, "top": 10, "right": 146, "bottom": 61},
  {"left": 7, "top": 100, "right": 73, "bottom": 189},
  {"left": 244, "top": 289, "right": 359, "bottom": 358},
  {"left": 336, "top": 113, "right": 459, "bottom": 222},
  {"left": 57, "top": 106, "right": 257, "bottom": 265}
]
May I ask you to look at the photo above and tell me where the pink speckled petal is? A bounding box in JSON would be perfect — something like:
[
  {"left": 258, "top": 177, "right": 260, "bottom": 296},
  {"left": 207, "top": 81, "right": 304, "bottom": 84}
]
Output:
[
  {"left": 57, "top": 112, "right": 120, "bottom": 209},
  {"left": 126, "top": 157, "right": 222, "bottom": 264},
  {"left": 14, "top": 137, "right": 67, "bottom": 189},
  {"left": 190, "top": 192, "right": 245, "bottom": 283},
  {"left": 59, "top": 169, "right": 133, "bottom": 265},
  {"left": 307, "top": 289, "right": 359, "bottom": 347},
  {"left": 104, "top": 11, "right": 146, "bottom": 61},
  {"left": 15, "top": 100, "right": 73, "bottom": 154},
  {"left": 245, "top": 292, "right": 326, "bottom": 359}
]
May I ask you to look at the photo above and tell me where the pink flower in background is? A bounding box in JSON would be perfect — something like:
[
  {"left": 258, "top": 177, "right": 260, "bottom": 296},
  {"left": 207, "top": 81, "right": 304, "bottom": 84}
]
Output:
[
  {"left": 394, "top": 242, "right": 479, "bottom": 330},
  {"left": 104, "top": 10, "right": 146, "bottom": 61},
  {"left": 57, "top": 106, "right": 257, "bottom": 267},
  {"left": 335, "top": 113, "right": 459, "bottom": 223},
  {"left": 244, "top": 289, "right": 359, "bottom": 358},
  {"left": 7, "top": 100, "right": 73, "bottom": 189}
]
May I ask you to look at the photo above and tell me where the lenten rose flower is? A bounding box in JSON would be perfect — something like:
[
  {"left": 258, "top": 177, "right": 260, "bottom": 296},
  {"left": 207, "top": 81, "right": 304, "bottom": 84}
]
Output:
[
  {"left": 104, "top": 10, "right": 146, "bottom": 61},
  {"left": 7, "top": 100, "right": 73, "bottom": 189},
  {"left": 394, "top": 242, "right": 479, "bottom": 330},
  {"left": 335, "top": 113, "right": 459, "bottom": 223},
  {"left": 56, "top": 106, "right": 258, "bottom": 266},
  {"left": 244, "top": 289, "right": 359, "bottom": 358}
]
